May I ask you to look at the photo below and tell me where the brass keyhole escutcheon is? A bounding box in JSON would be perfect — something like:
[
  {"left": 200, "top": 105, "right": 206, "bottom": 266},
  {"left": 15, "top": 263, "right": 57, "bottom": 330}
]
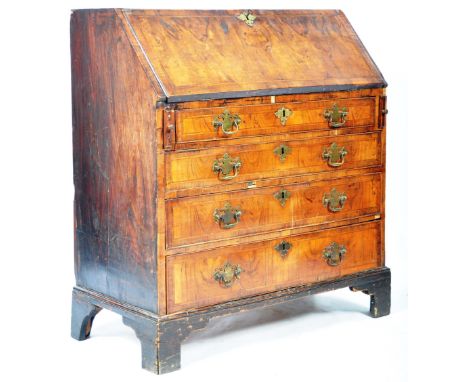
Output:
[
  {"left": 214, "top": 262, "right": 243, "bottom": 288},
  {"left": 323, "top": 188, "right": 347, "bottom": 212},
  {"left": 237, "top": 11, "right": 256, "bottom": 26},
  {"left": 324, "top": 104, "right": 348, "bottom": 128},
  {"left": 213, "top": 109, "right": 241, "bottom": 135},
  {"left": 275, "top": 107, "right": 292, "bottom": 125},
  {"left": 323, "top": 242, "right": 346, "bottom": 266},
  {"left": 275, "top": 241, "right": 292, "bottom": 258},
  {"left": 274, "top": 189, "right": 291, "bottom": 207},
  {"left": 274, "top": 144, "right": 291, "bottom": 162},
  {"left": 212, "top": 153, "right": 242, "bottom": 180},
  {"left": 213, "top": 203, "right": 242, "bottom": 229},
  {"left": 322, "top": 142, "right": 347, "bottom": 167}
]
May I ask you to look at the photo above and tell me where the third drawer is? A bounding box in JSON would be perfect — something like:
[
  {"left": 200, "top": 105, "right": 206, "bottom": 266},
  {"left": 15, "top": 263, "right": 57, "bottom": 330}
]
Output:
[{"left": 166, "top": 172, "right": 382, "bottom": 249}]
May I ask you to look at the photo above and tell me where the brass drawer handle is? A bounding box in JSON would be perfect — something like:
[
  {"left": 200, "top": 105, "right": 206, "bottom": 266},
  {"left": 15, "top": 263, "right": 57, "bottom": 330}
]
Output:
[
  {"left": 275, "top": 107, "right": 292, "bottom": 125},
  {"left": 274, "top": 144, "right": 291, "bottom": 162},
  {"left": 213, "top": 109, "right": 241, "bottom": 135},
  {"left": 323, "top": 188, "right": 347, "bottom": 212},
  {"left": 214, "top": 262, "right": 243, "bottom": 288},
  {"left": 213, "top": 203, "right": 242, "bottom": 229},
  {"left": 324, "top": 104, "right": 348, "bottom": 128},
  {"left": 274, "top": 189, "right": 291, "bottom": 207},
  {"left": 323, "top": 242, "right": 346, "bottom": 266},
  {"left": 275, "top": 241, "right": 292, "bottom": 258},
  {"left": 213, "top": 153, "right": 242, "bottom": 180},
  {"left": 322, "top": 142, "right": 348, "bottom": 167}
]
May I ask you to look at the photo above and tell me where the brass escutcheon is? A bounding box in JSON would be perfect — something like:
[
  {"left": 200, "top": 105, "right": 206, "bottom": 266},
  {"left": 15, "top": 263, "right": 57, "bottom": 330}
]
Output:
[
  {"left": 322, "top": 142, "right": 348, "bottom": 167},
  {"left": 213, "top": 109, "right": 241, "bottom": 135},
  {"left": 212, "top": 153, "right": 242, "bottom": 180},
  {"left": 275, "top": 241, "right": 292, "bottom": 258},
  {"left": 275, "top": 107, "right": 292, "bottom": 125},
  {"left": 323, "top": 242, "right": 346, "bottom": 266},
  {"left": 213, "top": 202, "right": 242, "bottom": 229},
  {"left": 237, "top": 11, "right": 256, "bottom": 26},
  {"left": 214, "top": 262, "right": 243, "bottom": 287},
  {"left": 324, "top": 104, "right": 348, "bottom": 128},
  {"left": 323, "top": 188, "right": 347, "bottom": 212},
  {"left": 274, "top": 144, "right": 291, "bottom": 162},
  {"left": 274, "top": 189, "right": 291, "bottom": 207}
]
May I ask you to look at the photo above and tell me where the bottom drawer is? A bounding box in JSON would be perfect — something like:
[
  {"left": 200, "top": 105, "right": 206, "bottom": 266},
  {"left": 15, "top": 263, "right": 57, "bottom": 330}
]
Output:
[{"left": 166, "top": 221, "right": 382, "bottom": 313}]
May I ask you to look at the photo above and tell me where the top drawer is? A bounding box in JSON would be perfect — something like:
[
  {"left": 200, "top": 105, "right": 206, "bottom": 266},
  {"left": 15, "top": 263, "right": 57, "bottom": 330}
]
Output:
[{"left": 175, "top": 97, "right": 377, "bottom": 143}]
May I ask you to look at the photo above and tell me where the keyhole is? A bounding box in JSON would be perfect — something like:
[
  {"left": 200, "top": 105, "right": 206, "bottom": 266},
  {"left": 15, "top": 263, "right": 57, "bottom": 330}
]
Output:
[
  {"left": 282, "top": 109, "right": 286, "bottom": 117},
  {"left": 281, "top": 147, "right": 285, "bottom": 155},
  {"left": 281, "top": 191, "right": 286, "bottom": 199}
]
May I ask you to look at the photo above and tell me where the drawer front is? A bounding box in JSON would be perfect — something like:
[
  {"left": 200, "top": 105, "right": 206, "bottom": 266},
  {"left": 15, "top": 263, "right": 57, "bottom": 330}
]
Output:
[
  {"left": 166, "top": 132, "right": 382, "bottom": 191},
  {"left": 175, "top": 97, "right": 376, "bottom": 143},
  {"left": 166, "top": 221, "right": 382, "bottom": 313},
  {"left": 166, "top": 173, "right": 382, "bottom": 248}
]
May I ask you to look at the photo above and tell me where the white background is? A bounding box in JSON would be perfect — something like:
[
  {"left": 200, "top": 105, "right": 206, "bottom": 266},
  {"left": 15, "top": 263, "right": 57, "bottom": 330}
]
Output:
[{"left": 1, "top": 0, "right": 465, "bottom": 381}]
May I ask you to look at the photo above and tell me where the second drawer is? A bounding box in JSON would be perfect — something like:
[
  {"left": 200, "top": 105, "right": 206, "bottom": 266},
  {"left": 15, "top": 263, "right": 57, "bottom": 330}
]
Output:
[
  {"left": 166, "top": 173, "right": 382, "bottom": 248},
  {"left": 166, "top": 132, "right": 382, "bottom": 191}
]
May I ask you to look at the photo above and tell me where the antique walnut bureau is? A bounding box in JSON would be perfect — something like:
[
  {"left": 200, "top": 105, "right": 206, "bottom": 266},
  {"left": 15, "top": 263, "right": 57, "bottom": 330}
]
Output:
[{"left": 70, "top": 9, "right": 390, "bottom": 374}]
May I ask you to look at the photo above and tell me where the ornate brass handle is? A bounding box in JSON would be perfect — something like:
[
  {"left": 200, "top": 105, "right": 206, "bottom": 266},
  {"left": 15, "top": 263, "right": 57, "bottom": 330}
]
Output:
[
  {"left": 323, "top": 188, "right": 347, "bottom": 212},
  {"left": 275, "top": 241, "right": 292, "bottom": 258},
  {"left": 275, "top": 107, "right": 292, "bottom": 125},
  {"left": 213, "top": 109, "right": 241, "bottom": 135},
  {"left": 213, "top": 153, "right": 242, "bottom": 180},
  {"left": 213, "top": 203, "right": 242, "bottom": 229},
  {"left": 214, "top": 262, "right": 243, "bottom": 287},
  {"left": 323, "top": 242, "right": 346, "bottom": 266},
  {"left": 324, "top": 104, "right": 348, "bottom": 128},
  {"left": 322, "top": 142, "right": 348, "bottom": 167}
]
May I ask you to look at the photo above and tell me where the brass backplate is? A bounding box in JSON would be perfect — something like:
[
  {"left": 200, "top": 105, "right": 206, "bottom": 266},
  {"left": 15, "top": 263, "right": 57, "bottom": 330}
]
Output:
[
  {"left": 273, "top": 144, "right": 291, "bottom": 162},
  {"left": 237, "top": 11, "right": 256, "bottom": 26},
  {"left": 322, "top": 188, "right": 347, "bottom": 212},
  {"left": 274, "top": 189, "right": 291, "bottom": 207},
  {"left": 274, "top": 107, "right": 292, "bottom": 125},
  {"left": 213, "top": 202, "right": 242, "bottom": 229},
  {"left": 275, "top": 241, "right": 292, "bottom": 258},
  {"left": 213, "top": 262, "right": 243, "bottom": 287},
  {"left": 323, "top": 242, "right": 346, "bottom": 266}
]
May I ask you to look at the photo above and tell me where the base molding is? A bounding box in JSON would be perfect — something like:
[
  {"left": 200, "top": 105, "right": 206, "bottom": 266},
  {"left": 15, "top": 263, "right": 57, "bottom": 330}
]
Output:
[{"left": 71, "top": 267, "right": 391, "bottom": 374}]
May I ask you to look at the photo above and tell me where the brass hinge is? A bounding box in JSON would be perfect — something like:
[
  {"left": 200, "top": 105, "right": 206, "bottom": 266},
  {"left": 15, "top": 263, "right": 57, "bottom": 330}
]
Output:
[
  {"left": 163, "top": 107, "right": 175, "bottom": 150},
  {"left": 379, "top": 95, "right": 388, "bottom": 129}
]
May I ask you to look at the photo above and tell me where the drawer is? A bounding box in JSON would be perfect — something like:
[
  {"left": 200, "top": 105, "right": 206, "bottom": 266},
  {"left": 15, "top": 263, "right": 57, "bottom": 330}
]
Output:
[
  {"left": 166, "top": 132, "right": 382, "bottom": 191},
  {"left": 175, "top": 97, "right": 377, "bottom": 143},
  {"left": 166, "top": 173, "right": 382, "bottom": 249},
  {"left": 166, "top": 221, "right": 382, "bottom": 313}
]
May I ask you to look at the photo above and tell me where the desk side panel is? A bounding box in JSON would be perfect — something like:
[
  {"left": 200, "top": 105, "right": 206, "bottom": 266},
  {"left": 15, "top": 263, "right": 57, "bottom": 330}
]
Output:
[{"left": 71, "top": 9, "right": 159, "bottom": 313}]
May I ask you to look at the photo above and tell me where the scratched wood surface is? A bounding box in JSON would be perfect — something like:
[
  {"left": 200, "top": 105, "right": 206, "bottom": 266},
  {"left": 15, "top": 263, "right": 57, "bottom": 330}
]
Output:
[
  {"left": 176, "top": 96, "right": 376, "bottom": 143},
  {"left": 166, "top": 132, "right": 382, "bottom": 191},
  {"left": 166, "top": 173, "right": 382, "bottom": 248},
  {"left": 122, "top": 9, "right": 386, "bottom": 102},
  {"left": 166, "top": 221, "right": 382, "bottom": 313}
]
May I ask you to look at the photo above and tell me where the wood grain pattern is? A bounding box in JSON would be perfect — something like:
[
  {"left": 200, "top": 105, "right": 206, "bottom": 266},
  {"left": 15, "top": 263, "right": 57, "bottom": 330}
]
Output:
[
  {"left": 166, "top": 221, "right": 382, "bottom": 313},
  {"left": 123, "top": 9, "right": 386, "bottom": 102},
  {"left": 176, "top": 96, "right": 376, "bottom": 143},
  {"left": 71, "top": 10, "right": 159, "bottom": 313},
  {"left": 166, "top": 173, "right": 382, "bottom": 248},
  {"left": 166, "top": 132, "right": 382, "bottom": 191}
]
